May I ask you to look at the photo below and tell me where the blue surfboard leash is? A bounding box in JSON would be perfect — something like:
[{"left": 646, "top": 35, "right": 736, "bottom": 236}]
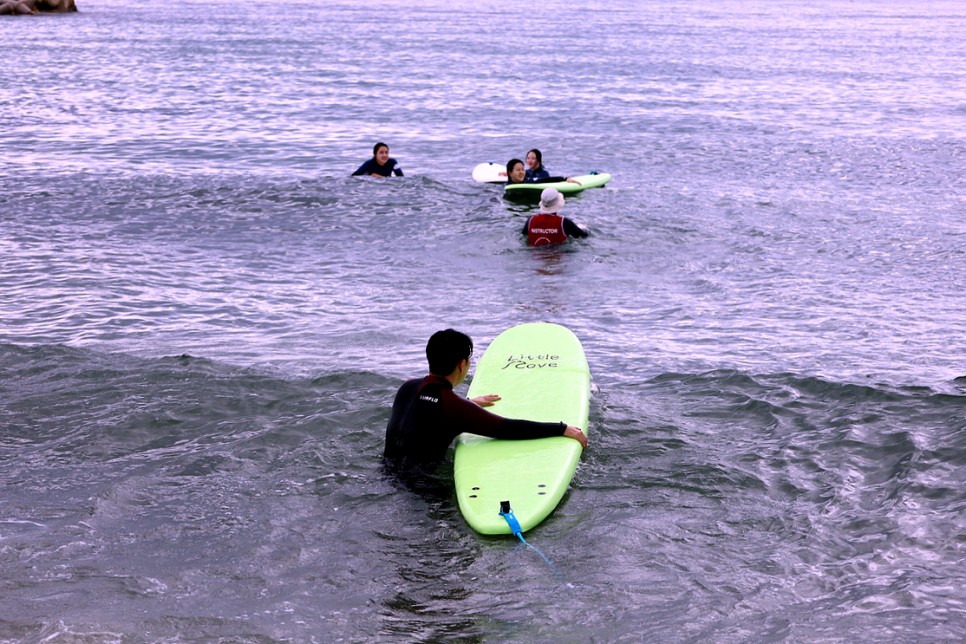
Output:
[{"left": 499, "top": 501, "right": 558, "bottom": 576}]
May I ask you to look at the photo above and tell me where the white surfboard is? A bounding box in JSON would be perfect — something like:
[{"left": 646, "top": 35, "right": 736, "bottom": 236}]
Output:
[{"left": 472, "top": 162, "right": 508, "bottom": 183}]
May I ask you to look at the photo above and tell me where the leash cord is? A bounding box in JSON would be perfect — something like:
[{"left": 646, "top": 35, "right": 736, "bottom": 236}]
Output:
[{"left": 499, "top": 502, "right": 558, "bottom": 576}]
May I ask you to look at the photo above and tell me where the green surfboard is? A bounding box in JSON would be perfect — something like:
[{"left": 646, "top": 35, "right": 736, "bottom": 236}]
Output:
[
  {"left": 503, "top": 172, "right": 611, "bottom": 198},
  {"left": 454, "top": 323, "right": 591, "bottom": 535}
]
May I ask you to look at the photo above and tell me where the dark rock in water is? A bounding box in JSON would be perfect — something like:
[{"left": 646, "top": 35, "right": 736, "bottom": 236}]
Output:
[{"left": 0, "top": 0, "right": 77, "bottom": 15}]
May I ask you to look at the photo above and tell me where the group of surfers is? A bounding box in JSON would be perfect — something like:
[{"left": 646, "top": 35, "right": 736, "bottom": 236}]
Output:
[
  {"left": 352, "top": 142, "right": 589, "bottom": 247},
  {"left": 359, "top": 143, "right": 591, "bottom": 483}
]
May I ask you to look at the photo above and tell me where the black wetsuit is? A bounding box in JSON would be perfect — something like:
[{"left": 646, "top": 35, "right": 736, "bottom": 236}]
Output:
[
  {"left": 384, "top": 374, "right": 565, "bottom": 475},
  {"left": 525, "top": 167, "right": 551, "bottom": 182},
  {"left": 352, "top": 158, "right": 403, "bottom": 177}
]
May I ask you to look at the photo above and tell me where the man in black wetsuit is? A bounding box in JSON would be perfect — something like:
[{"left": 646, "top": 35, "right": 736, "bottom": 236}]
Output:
[{"left": 384, "top": 329, "right": 587, "bottom": 476}]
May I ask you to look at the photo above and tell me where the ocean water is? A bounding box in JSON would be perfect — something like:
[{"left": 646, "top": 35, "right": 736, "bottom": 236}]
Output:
[{"left": 2, "top": 0, "right": 965, "bottom": 641}]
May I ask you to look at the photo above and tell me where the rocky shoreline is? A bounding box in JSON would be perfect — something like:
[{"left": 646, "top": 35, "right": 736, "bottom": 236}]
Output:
[{"left": 1, "top": 0, "right": 76, "bottom": 14}]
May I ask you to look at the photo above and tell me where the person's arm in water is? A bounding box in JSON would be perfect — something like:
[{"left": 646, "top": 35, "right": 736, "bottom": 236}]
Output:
[{"left": 564, "top": 217, "right": 589, "bottom": 238}]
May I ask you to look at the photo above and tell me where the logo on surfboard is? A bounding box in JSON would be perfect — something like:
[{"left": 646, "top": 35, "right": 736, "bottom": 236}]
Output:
[{"left": 501, "top": 353, "right": 561, "bottom": 370}]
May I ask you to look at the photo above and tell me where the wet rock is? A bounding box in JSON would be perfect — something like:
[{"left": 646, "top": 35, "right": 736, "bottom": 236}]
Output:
[{"left": 0, "top": 0, "right": 77, "bottom": 15}]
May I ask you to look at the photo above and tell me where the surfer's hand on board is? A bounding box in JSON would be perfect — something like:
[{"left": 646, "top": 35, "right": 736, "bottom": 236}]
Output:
[
  {"left": 471, "top": 394, "right": 501, "bottom": 407},
  {"left": 563, "top": 425, "right": 588, "bottom": 449}
]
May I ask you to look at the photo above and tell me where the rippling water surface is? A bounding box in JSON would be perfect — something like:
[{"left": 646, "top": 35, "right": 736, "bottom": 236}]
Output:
[{"left": 2, "top": 0, "right": 965, "bottom": 641}]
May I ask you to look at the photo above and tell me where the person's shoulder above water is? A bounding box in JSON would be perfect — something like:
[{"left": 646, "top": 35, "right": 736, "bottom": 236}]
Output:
[
  {"left": 352, "top": 141, "right": 404, "bottom": 177},
  {"left": 525, "top": 167, "right": 551, "bottom": 182},
  {"left": 523, "top": 187, "right": 589, "bottom": 246}
]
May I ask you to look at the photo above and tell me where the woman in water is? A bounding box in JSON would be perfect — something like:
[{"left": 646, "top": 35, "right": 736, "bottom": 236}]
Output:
[
  {"left": 505, "top": 158, "right": 580, "bottom": 185},
  {"left": 525, "top": 149, "right": 550, "bottom": 182},
  {"left": 352, "top": 142, "right": 404, "bottom": 177}
]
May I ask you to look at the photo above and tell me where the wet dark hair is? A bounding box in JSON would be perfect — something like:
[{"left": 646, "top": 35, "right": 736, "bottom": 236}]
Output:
[
  {"left": 505, "top": 158, "right": 524, "bottom": 183},
  {"left": 426, "top": 329, "right": 473, "bottom": 376},
  {"left": 527, "top": 148, "right": 543, "bottom": 169},
  {"left": 373, "top": 142, "right": 389, "bottom": 157}
]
